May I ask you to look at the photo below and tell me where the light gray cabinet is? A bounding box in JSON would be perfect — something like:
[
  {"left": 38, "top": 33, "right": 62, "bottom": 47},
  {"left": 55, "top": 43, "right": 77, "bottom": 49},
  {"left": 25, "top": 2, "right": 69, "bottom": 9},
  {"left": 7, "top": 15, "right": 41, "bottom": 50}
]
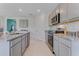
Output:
[
  {"left": 9, "top": 33, "right": 30, "bottom": 56},
  {"left": 60, "top": 3, "right": 79, "bottom": 22},
  {"left": 53, "top": 38, "right": 59, "bottom": 56},
  {"left": 21, "top": 35, "right": 26, "bottom": 55},
  {"left": 21, "top": 33, "right": 30, "bottom": 55},
  {"left": 55, "top": 5, "right": 60, "bottom": 15},
  {"left": 53, "top": 35, "right": 71, "bottom": 56},
  {"left": 59, "top": 38, "right": 71, "bottom": 56},
  {"left": 0, "top": 32, "right": 30, "bottom": 56},
  {"left": 59, "top": 42, "right": 71, "bottom": 56},
  {"left": 25, "top": 34, "right": 27, "bottom": 48},
  {"left": 59, "top": 3, "right": 69, "bottom": 22},
  {"left": 27, "top": 32, "right": 30, "bottom": 48},
  {"left": 10, "top": 41, "right": 21, "bottom": 56},
  {"left": 68, "top": 4, "right": 79, "bottom": 19},
  {"left": 10, "top": 38, "right": 21, "bottom": 56},
  {"left": 50, "top": 3, "right": 79, "bottom": 24}
]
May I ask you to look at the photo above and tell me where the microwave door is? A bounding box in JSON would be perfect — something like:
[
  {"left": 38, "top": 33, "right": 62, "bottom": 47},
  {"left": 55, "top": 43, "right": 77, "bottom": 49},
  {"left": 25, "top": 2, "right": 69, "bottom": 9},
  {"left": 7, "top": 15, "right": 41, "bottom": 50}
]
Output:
[
  {"left": 51, "top": 13, "right": 60, "bottom": 25},
  {"left": 51, "top": 15, "right": 57, "bottom": 25}
]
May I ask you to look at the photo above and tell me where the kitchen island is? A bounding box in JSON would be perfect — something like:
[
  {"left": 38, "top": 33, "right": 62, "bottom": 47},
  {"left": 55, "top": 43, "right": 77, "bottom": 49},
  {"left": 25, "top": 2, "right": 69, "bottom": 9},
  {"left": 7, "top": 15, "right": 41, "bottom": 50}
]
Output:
[{"left": 0, "top": 31, "right": 30, "bottom": 56}]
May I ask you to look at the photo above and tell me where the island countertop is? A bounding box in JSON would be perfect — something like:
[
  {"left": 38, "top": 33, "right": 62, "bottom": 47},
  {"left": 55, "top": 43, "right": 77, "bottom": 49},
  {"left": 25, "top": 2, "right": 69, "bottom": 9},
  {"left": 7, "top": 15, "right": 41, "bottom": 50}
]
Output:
[
  {"left": 54, "top": 33, "right": 79, "bottom": 41},
  {"left": 0, "top": 31, "right": 29, "bottom": 42}
]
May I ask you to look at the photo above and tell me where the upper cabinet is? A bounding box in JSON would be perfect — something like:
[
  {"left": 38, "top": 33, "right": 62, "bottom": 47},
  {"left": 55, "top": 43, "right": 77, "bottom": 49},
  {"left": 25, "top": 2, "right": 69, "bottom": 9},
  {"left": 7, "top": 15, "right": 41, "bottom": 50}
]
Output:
[
  {"left": 55, "top": 4, "right": 60, "bottom": 15},
  {"left": 68, "top": 3, "right": 79, "bottom": 19},
  {"left": 48, "top": 3, "right": 79, "bottom": 25},
  {"left": 60, "top": 3, "right": 79, "bottom": 22},
  {"left": 59, "top": 3, "right": 69, "bottom": 22}
]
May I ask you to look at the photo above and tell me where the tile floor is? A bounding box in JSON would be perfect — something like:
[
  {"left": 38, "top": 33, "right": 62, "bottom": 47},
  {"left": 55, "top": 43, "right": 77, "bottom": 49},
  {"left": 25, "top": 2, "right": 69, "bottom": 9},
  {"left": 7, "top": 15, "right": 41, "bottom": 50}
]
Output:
[{"left": 23, "top": 39, "right": 53, "bottom": 56}]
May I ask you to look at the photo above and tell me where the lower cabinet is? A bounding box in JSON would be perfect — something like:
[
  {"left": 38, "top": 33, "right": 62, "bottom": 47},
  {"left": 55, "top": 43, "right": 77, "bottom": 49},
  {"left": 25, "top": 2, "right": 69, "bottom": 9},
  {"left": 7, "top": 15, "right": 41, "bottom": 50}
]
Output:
[
  {"left": 27, "top": 32, "right": 30, "bottom": 48},
  {"left": 10, "top": 33, "right": 30, "bottom": 56},
  {"left": 53, "top": 39, "right": 59, "bottom": 56},
  {"left": 59, "top": 42, "right": 71, "bottom": 56},
  {"left": 10, "top": 41, "right": 21, "bottom": 56},
  {"left": 21, "top": 35, "right": 26, "bottom": 55},
  {"left": 53, "top": 36, "right": 71, "bottom": 56},
  {"left": 25, "top": 34, "right": 27, "bottom": 48}
]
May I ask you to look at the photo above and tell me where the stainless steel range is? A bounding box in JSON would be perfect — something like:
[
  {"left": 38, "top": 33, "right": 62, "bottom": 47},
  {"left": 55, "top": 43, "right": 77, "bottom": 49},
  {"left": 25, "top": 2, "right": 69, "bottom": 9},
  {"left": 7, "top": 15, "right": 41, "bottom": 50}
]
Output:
[{"left": 47, "top": 31, "right": 53, "bottom": 53}]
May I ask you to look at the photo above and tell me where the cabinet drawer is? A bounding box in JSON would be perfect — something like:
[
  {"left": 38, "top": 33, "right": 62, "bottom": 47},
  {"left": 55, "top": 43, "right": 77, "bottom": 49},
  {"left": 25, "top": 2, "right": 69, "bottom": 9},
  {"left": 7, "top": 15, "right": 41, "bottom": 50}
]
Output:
[
  {"left": 61, "top": 39, "right": 71, "bottom": 47},
  {"left": 10, "top": 37, "right": 21, "bottom": 47},
  {"left": 59, "top": 42, "right": 71, "bottom": 56},
  {"left": 61, "top": 38, "right": 65, "bottom": 44},
  {"left": 22, "top": 35, "right": 26, "bottom": 39},
  {"left": 61, "top": 37, "right": 71, "bottom": 47},
  {"left": 65, "top": 39, "right": 71, "bottom": 47},
  {"left": 10, "top": 41, "right": 21, "bottom": 56}
]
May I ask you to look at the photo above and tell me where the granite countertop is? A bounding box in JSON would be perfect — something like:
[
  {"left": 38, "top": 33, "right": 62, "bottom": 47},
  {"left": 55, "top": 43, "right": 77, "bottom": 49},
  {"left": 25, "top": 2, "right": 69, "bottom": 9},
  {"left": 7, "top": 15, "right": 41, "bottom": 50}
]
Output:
[
  {"left": 0, "top": 31, "right": 29, "bottom": 42},
  {"left": 0, "top": 31, "right": 29, "bottom": 46},
  {"left": 54, "top": 34, "right": 76, "bottom": 41},
  {"left": 6, "top": 33, "right": 25, "bottom": 41}
]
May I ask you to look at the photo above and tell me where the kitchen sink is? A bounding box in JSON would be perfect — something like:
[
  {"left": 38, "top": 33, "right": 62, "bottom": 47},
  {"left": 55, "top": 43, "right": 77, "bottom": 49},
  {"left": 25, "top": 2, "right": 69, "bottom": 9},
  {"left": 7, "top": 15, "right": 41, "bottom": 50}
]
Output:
[{"left": 10, "top": 33, "right": 22, "bottom": 35}]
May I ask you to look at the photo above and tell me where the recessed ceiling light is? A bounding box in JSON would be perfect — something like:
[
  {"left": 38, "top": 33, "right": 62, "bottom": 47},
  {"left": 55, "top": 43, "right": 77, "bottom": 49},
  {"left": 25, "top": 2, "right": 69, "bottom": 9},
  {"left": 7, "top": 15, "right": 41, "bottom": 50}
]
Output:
[
  {"left": 37, "top": 9, "right": 40, "bottom": 12},
  {"left": 19, "top": 8, "right": 22, "bottom": 12}
]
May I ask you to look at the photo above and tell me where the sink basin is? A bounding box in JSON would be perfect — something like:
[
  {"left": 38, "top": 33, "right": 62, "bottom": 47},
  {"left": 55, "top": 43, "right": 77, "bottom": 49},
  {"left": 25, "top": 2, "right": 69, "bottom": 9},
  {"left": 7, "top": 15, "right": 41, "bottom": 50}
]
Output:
[{"left": 10, "top": 33, "right": 22, "bottom": 35}]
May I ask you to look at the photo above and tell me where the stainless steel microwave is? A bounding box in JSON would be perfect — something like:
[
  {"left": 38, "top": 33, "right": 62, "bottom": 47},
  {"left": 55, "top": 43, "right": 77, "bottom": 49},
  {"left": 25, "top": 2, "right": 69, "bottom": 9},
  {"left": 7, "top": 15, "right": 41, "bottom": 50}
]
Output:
[{"left": 51, "top": 13, "right": 60, "bottom": 25}]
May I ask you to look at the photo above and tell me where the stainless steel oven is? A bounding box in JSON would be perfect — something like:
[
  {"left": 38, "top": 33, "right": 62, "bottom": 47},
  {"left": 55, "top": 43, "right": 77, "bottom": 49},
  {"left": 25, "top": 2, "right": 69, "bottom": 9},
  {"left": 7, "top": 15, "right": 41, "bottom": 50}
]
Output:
[{"left": 47, "top": 31, "right": 53, "bottom": 53}]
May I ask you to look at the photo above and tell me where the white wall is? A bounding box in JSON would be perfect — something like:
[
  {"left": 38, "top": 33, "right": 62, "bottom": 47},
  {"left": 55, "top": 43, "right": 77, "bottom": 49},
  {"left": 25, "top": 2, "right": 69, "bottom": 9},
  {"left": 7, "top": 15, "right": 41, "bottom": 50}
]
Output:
[
  {"left": 29, "top": 13, "right": 49, "bottom": 41},
  {"left": 0, "top": 16, "right": 7, "bottom": 33},
  {"left": 0, "top": 16, "right": 5, "bottom": 28}
]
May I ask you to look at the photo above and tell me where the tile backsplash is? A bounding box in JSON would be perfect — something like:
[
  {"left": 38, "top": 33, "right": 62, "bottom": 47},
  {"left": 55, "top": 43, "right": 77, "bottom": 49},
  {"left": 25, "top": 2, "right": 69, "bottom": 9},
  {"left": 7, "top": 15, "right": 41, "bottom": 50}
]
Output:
[
  {"left": 65, "top": 21, "right": 79, "bottom": 31},
  {"left": 49, "top": 20, "right": 79, "bottom": 31}
]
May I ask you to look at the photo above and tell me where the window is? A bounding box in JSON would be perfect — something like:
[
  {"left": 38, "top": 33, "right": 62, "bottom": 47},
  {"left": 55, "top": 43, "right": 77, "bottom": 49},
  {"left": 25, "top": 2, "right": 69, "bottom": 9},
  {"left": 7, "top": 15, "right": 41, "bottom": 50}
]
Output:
[{"left": 19, "top": 19, "right": 28, "bottom": 28}]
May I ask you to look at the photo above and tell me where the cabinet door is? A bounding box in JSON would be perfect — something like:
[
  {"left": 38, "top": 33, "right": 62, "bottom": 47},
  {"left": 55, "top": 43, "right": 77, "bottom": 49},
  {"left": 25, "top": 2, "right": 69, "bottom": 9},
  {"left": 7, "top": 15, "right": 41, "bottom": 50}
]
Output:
[
  {"left": 55, "top": 5, "right": 60, "bottom": 15},
  {"left": 27, "top": 33, "right": 29, "bottom": 48},
  {"left": 21, "top": 36, "right": 26, "bottom": 55},
  {"left": 60, "top": 3, "right": 68, "bottom": 22},
  {"left": 68, "top": 3, "right": 79, "bottom": 20},
  {"left": 59, "top": 42, "right": 71, "bottom": 56},
  {"left": 25, "top": 34, "right": 27, "bottom": 48},
  {"left": 10, "top": 41, "right": 21, "bottom": 56},
  {"left": 53, "top": 38, "right": 59, "bottom": 56}
]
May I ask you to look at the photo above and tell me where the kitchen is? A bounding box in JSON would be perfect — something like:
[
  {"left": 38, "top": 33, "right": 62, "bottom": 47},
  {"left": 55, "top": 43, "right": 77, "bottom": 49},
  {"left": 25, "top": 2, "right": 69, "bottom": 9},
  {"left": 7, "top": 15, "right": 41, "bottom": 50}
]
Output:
[
  {"left": 0, "top": 3, "right": 79, "bottom": 56},
  {"left": 0, "top": 3, "right": 57, "bottom": 56},
  {"left": 47, "top": 3, "right": 79, "bottom": 56}
]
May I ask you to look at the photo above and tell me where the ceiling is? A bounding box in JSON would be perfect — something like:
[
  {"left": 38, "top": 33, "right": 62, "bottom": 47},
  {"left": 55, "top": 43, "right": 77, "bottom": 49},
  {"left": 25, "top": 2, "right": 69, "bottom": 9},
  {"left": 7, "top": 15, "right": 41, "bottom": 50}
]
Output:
[{"left": 0, "top": 3, "right": 58, "bottom": 17}]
